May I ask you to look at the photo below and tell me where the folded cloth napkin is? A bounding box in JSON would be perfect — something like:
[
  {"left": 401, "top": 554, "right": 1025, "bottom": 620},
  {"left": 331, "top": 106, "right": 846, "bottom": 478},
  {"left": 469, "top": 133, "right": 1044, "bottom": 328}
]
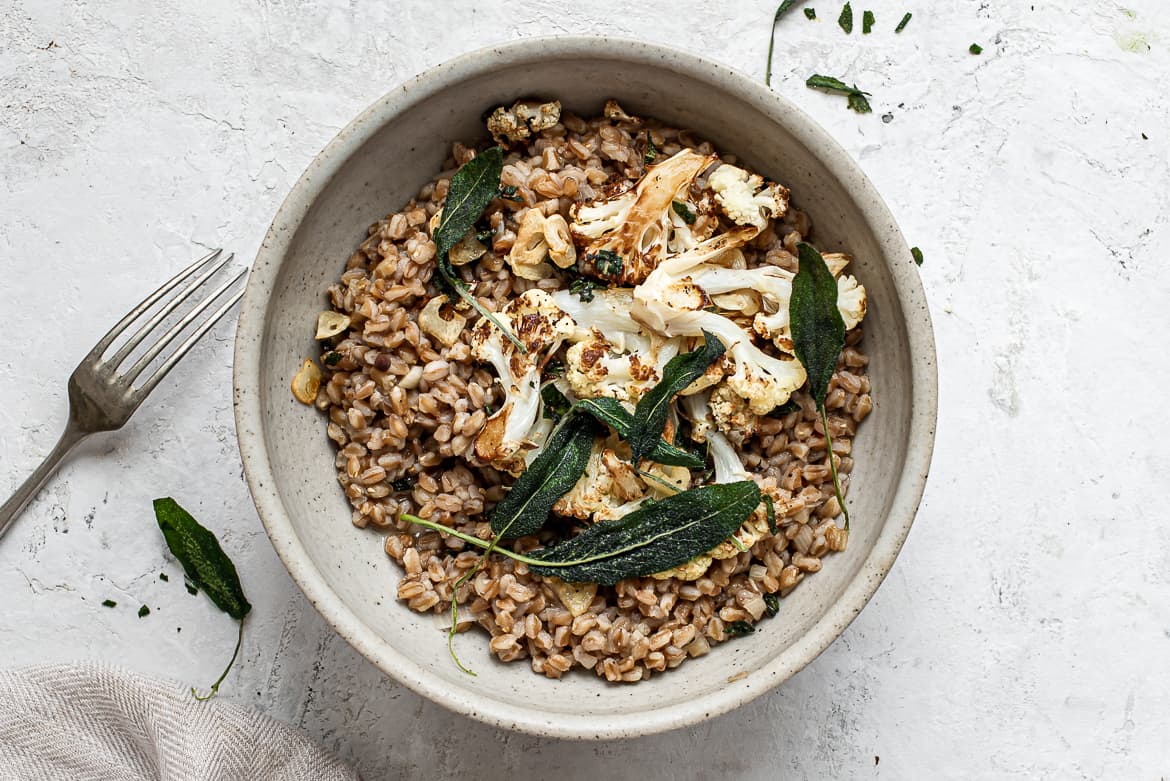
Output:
[{"left": 0, "top": 664, "right": 357, "bottom": 780}]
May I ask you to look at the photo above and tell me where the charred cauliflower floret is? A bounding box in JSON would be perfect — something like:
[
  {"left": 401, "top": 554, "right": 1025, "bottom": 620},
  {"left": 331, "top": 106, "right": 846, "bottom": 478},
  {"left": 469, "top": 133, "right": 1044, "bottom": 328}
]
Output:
[
  {"left": 554, "top": 438, "right": 646, "bottom": 521},
  {"left": 470, "top": 290, "right": 575, "bottom": 474},
  {"left": 570, "top": 149, "right": 716, "bottom": 285},
  {"left": 633, "top": 228, "right": 808, "bottom": 415},
  {"left": 706, "top": 163, "right": 789, "bottom": 229},
  {"left": 708, "top": 383, "right": 760, "bottom": 444},
  {"left": 564, "top": 333, "right": 680, "bottom": 404},
  {"left": 486, "top": 99, "right": 562, "bottom": 145}
]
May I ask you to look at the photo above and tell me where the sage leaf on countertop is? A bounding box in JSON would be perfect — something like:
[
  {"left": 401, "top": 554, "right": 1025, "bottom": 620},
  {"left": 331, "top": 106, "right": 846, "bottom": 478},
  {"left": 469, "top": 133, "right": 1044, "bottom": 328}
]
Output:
[
  {"left": 432, "top": 146, "right": 525, "bottom": 353},
  {"left": 627, "top": 331, "right": 725, "bottom": 465},
  {"left": 576, "top": 397, "right": 703, "bottom": 468},
  {"left": 526, "top": 481, "right": 762, "bottom": 585},
  {"left": 765, "top": 0, "right": 806, "bottom": 86},
  {"left": 154, "top": 497, "right": 250, "bottom": 699},
  {"left": 489, "top": 413, "right": 597, "bottom": 540},
  {"left": 789, "top": 243, "right": 852, "bottom": 528}
]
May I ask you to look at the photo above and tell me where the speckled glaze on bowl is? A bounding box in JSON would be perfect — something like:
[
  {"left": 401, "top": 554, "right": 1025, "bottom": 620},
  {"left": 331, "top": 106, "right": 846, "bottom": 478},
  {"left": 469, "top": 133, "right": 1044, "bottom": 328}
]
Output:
[{"left": 233, "top": 37, "right": 936, "bottom": 739}]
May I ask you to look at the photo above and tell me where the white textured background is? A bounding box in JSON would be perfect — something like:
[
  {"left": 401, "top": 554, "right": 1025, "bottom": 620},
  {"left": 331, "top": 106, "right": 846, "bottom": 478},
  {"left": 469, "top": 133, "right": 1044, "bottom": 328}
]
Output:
[{"left": 3, "top": 1, "right": 1169, "bottom": 777}]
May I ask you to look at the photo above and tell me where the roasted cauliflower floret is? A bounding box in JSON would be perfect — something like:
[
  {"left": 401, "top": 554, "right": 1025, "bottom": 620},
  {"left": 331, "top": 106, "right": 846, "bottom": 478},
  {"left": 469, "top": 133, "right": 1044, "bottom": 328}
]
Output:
[
  {"left": 486, "top": 99, "right": 562, "bottom": 145},
  {"left": 706, "top": 163, "right": 789, "bottom": 229},
  {"left": 681, "top": 392, "right": 753, "bottom": 484},
  {"left": 570, "top": 149, "right": 716, "bottom": 285},
  {"left": 470, "top": 290, "right": 575, "bottom": 474},
  {"left": 554, "top": 438, "right": 645, "bottom": 520},
  {"left": 708, "top": 383, "right": 760, "bottom": 444},
  {"left": 633, "top": 229, "right": 807, "bottom": 415},
  {"left": 564, "top": 332, "right": 680, "bottom": 404}
]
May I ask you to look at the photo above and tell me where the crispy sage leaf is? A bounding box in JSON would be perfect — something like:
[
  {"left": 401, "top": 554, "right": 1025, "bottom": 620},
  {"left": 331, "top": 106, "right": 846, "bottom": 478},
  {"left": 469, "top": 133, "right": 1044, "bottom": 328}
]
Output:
[
  {"left": 153, "top": 497, "right": 250, "bottom": 700},
  {"left": 154, "top": 498, "right": 250, "bottom": 620},
  {"left": 628, "top": 331, "right": 725, "bottom": 464},
  {"left": 541, "top": 383, "right": 572, "bottom": 422},
  {"left": 432, "top": 147, "right": 525, "bottom": 353},
  {"left": 526, "top": 481, "right": 762, "bottom": 585},
  {"left": 576, "top": 397, "right": 702, "bottom": 468},
  {"left": 790, "top": 243, "right": 846, "bottom": 404},
  {"left": 765, "top": 0, "right": 805, "bottom": 86},
  {"left": 489, "top": 413, "right": 596, "bottom": 540},
  {"left": 862, "top": 9, "right": 874, "bottom": 33}
]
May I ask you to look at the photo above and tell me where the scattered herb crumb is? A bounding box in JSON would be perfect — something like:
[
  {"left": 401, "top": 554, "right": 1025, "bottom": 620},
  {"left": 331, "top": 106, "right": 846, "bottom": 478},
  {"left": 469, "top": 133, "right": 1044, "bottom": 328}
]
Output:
[
  {"left": 838, "top": 2, "right": 853, "bottom": 33},
  {"left": 727, "top": 620, "right": 756, "bottom": 637},
  {"left": 185, "top": 582, "right": 198, "bottom": 596},
  {"left": 644, "top": 136, "right": 658, "bottom": 165},
  {"left": 804, "top": 7, "right": 816, "bottom": 19},
  {"left": 911, "top": 247, "right": 924, "bottom": 266},
  {"left": 671, "top": 200, "right": 697, "bottom": 225},
  {"left": 862, "top": 9, "right": 874, "bottom": 33},
  {"left": 882, "top": 112, "right": 894, "bottom": 123},
  {"left": 969, "top": 43, "right": 983, "bottom": 54},
  {"left": 895, "top": 12, "right": 911, "bottom": 32},
  {"left": 323, "top": 351, "right": 342, "bottom": 367},
  {"left": 1141, "top": 132, "right": 1148, "bottom": 140},
  {"left": 764, "top": 593, "right": 780, "bottom": 617},
  {"left": 101, "top": 599, "right": 117, "bottom": 608},
  {"left": 391, "top": 477, "right": 415, "bottom": 492},
  {"left": 138, "top": 605, "right": 151, "bottom": 618},
  {"left": 497, "top": 183, "right": 522, "bottom": 202},
  {"left": 159, "top": 572, "right": 169, "bottom": 582},
  {"left": 806, "top": 74, "right": 872, "bottom": 113}
]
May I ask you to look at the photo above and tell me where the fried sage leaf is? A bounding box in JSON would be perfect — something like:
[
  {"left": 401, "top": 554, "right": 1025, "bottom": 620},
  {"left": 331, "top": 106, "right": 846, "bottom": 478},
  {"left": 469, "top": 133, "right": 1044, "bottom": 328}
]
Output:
[
  {"left": 154, "top": 497, "right": 250, "bottom": 700},
  {"left": 576, "top": 397, "right": 702, "bottom": 468},
  {"left": 432, "top": 147, "right": 525, "bottom": 352},
  {"left": 489, "top": 413, "right": 596, "bottom": 540},
  {"left": 525, "top": 481, "right": 762, "bottom": 585},
  {"left": 790, "top": 243, "right": 846, "bottom": 404},
  {"left": 789, "top": 243, "right": 852, "bottom": 528},
  {"left": 628, "top": 331, "right": 725, "bottom": 464}
]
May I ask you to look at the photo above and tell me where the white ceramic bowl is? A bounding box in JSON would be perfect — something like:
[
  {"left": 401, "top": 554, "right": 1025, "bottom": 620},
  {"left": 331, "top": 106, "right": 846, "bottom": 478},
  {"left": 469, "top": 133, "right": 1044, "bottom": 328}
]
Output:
[{"left": 234, "top": 37, "right": 937, "bottom": 739}]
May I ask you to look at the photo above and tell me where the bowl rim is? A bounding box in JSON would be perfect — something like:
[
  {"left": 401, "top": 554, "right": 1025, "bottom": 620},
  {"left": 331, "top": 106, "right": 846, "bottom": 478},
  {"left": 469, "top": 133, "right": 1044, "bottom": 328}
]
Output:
[{"left": 233, "top": 35, "right": 937, "bottom": 740}]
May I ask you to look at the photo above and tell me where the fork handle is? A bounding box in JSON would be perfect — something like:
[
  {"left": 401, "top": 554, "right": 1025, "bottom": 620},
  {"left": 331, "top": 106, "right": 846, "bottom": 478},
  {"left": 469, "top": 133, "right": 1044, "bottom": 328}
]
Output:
[{"left": 0, "top": 424, "right": 88, "bottom": 541}]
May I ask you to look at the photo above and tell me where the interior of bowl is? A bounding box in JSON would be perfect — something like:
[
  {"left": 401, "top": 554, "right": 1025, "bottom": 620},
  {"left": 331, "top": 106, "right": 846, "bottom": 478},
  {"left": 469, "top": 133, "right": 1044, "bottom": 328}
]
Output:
[{"left": 236, "top": 39, "right": 935, "bottom": 738}]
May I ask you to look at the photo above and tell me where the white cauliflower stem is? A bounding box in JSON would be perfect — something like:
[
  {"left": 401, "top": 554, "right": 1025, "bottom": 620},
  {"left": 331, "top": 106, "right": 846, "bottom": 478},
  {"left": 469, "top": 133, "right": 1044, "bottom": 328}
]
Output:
[{"left": 470, "top": 290, "right": 575, "bottom": 474}]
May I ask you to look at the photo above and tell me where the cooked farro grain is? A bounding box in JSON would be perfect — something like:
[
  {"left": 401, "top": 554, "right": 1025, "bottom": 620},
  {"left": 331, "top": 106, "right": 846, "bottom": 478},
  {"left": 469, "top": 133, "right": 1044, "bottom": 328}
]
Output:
[{"left": 313, "top": 101, "right": 873, "bottom": 681}]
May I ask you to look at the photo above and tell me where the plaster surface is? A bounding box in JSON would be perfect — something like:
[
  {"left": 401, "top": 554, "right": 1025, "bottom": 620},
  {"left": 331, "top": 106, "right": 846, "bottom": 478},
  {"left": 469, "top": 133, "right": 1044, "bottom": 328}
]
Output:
[{"left": 2, "top": 1, "right": 1168, "bottom": 777}]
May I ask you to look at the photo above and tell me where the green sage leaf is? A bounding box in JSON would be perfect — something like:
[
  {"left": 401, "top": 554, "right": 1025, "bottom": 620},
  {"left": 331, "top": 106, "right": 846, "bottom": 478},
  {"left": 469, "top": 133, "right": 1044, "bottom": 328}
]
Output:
[
  {"left": 576, "top": 397, "right": 702, "bottom": 468},
  {"left": 541, "top": 383, "right": 572, "bottom": 422},
  {"left": 790, "top": 243, "right": 846, "bottom": 405},
  {"left": 153, "top": 497, "right": 250, "bottom": 700},
  {"left": 489, "top": 413, "right": 596, "bottom": 540},
  {"left": 154, "top": 498, "right": 251, "bottom": 620},
  {"left": 526, "top": 481, "right": 762, "bottom": 585},
  {"left": 628, "top": 331, "right": 725, "bottom": 464},
  {"left": 765, "top": 0, "right": 806, "bottom": 86}
]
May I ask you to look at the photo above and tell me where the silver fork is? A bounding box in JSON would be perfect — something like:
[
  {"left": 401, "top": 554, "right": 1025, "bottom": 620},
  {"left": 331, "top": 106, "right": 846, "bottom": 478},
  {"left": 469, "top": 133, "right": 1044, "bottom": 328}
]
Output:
[{"left": 0, "top": 249, "right": 246, "bottom": 540}]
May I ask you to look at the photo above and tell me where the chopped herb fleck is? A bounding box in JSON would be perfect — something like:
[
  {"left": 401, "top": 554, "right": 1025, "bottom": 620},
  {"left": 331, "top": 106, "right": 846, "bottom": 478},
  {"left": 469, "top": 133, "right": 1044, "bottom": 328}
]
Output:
[
  {"left": 911, "top": 246, "right": 924, "bottom": 266},
  {"left": 1141, "top": 132, "right": 1148, "bottom": 140},
  {"left": 568, "top": 275, "right": 602, "bottom": 302},
  {"left": 862, "top": 9, "right": 874, "bottom": 33},
  {"left": 497, "top": 183, "right": 522, "bottom": 202},
  {"left": 323, "top": 351, "right": 342, "bottom": 367},
  {"left": 185, "top": 579, "right": 198, "bottom": 596},
  {"left": 101, "top": 599, "right": 117, "bottom": 608},
  {"left": 644, "top": 136, "right": 658, "bottom": 164},
  {"left": 159, "top": 573, "right": 169, "bottom": 582},
  {"left": 969, "top": 43, "right": 983, "bottom": 54},
  {"left": 838, "top": 2, "right": 853, "bottom": 33},
  {"left": 138, "top": 605, "right": 151, "bottom": 618},
  {"left": 475, "top": 226, "right": 494, "bottom": 243},
  {"left": 726, "top": 620, "right": 756, "bottom": 637},
  {"left": 543, "top": 359, "right": 566, "bottom": 378},
  {"left": 591, "top": 249, "right": 623, "bottom": 278},
  {"left": 391, "top": 477, "right": 415, "bottom": 492},
  {"left": 804, "top": 7, "right": 816, "bottom": 18},
  {"left": 764, "top": 593, "right": 780, "bottom": 617},
  {"left": 540, "top": 383, "right": 572, "bottom": 422},
  {"left": 766, "top": 399, "right": 802, "bottom": 418},
  {"left": 671, "top": 200, "right": 697, "bottom": 225},
  {"left": 895, "top": 11, "right": 911, "bottom": 32}
]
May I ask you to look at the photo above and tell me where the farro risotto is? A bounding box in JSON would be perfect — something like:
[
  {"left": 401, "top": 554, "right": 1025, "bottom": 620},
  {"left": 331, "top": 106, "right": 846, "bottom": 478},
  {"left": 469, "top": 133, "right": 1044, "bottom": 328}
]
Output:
[{"left": 294, "top": 99, "right": 873, "bottom": 683}]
